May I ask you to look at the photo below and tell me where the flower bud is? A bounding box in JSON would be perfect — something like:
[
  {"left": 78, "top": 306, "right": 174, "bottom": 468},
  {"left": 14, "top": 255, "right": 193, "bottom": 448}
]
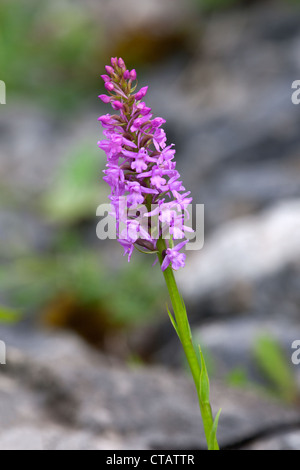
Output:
[
  {"left": 105, "top": 82, "right": 114, "bottom": 92},
  {"left": 130, "top": 69, "right": 137, "bottom": 81},
  {"left": 123, "top": 70, "right": 130, "bottom": 80},
  {"left": 98, "top": 114, "right": 112, "bottom": 125},
  {"left": 112, "top": 101, "right": 124, "bottom": 110},
  {"left": 105, "top": 65, "right": 114, "bottom": 75},
  {"left": 135, "top": 86, "right": 148, "bottom": 101},
  {"left": 118, "top": 58, "right": 125, "bottom": 69},
  {"left": 98, "top": 94, "right": 111, "bottom": 103},
  {"left": 101, "top": 74, "right": 110, "bottom": 82},
  {"left": 138, "top": 102, "right": 152, "bottom": 116},
  {"left": 152, "top": 117, "right": 166, "bottom": 128}
]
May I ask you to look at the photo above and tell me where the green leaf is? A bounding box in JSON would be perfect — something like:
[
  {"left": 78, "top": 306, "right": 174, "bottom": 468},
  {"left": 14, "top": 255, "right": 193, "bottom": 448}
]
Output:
[
  {"left": 198, "top": 345, "right": 210, "bottom": 404},
  {"left": 166, "top": 305, "right": 180, "bottom": 340},
  {"left": 208, "top": 408, "right": 222, "bottom": 451},
  {"left": 179, "top": 295, "right": 192, "bottom": 339}
]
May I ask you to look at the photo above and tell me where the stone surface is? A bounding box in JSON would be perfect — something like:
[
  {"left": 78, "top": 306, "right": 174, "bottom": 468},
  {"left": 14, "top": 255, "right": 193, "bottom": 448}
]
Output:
[
  {"left": 2, "top": 4, "right": 300, "bottom": 229},
  {"left": 1, "top": 1, "right": 300, "bottom": 451},
  {"left": 242, "top": 430, "right": 300, "bottom": 451},
  {"left": 177, "top": 200, "right": 300, "bottom": 301},
  {"left": 0, "top": 210, "right": 53, "bottom": 257},
  {"left": 0, "top": 103, "right": 100, "bottom": 197},
  {"left": 0, "top": 327, "right": 299, "bottom": 450},
  {"left": 143, "top": 201, "right": 300, "bottom": 389},
  {"left": 146, "top": 3, "right": 300, "bottom": 230}
]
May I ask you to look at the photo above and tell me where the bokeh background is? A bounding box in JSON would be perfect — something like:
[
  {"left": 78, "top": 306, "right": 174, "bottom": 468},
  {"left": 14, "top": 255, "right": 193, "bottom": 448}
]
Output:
[{"left": 1, "top": 0, "right": 300, "bottom": 450}]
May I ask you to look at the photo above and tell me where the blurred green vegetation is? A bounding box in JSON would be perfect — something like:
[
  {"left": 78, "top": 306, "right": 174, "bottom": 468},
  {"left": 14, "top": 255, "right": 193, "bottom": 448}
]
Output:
[
  {"left": 224, "top": 334, "right": 299, "bottom": 404},
  {"left": 1, "top": 0, "right": 298, "bottom": 112},
  {"left": 195, "top": 0, "right": 241, "bottom": 10},
  {"left": 42, "top": 142, "right": 105, "bottom": 223},
  {"left": 0, "top": 137, "right": 165, "bottom": 348},
  {"left": 226, "top": 367, "right": 249, "bottom": 388},
  {"left": 41, "top": 141, "right": 164, "bottom": 328},
  {"left": 1, "top": 0, "right": 299, "bottom": 363},
  {"left": 0, "top": 250, "right": 164, "bottom": 326},
  {"left": 0, "top": 0, "right": 104, "bottom": 110},
  {"left": 0, "top": 250, "right": 165, "bottom": 350},
  {"left": 0, "top": 305, "right": 21, "bottom": 323},
  {"left": 253, "top": 334, "right": 299, "bottom": 404},
  {"left": 194, "top": 0, "right": 300, "bottom": 12},
  {"left": 0, "top": 0, "right": 172, "bottom": 351}
]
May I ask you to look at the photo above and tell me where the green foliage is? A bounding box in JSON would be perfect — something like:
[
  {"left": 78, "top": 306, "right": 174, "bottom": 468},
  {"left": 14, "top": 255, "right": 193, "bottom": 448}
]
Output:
[
  {"left": 0, "top": 129, "right": 165, "bottom": 330},
  {"left": 199, "top": 345, "right": 210, "bottom": 405},
  {"left": 253, "top": 334, "right": 298, "bottom": 403},
  {"left": 198, "top": 346, "right": 220, "bottom": 450},
  {"left": 161, "top": 274, "right": 220, "bottom": 450},
  {"left": 226, "top": 367, "right": 249, "bottom": 387},
  {"left": 209, "top": 408, "right": 222, "bottom": 451},
  {"left": 0, "top": 305, "right": 20, "bottom": 323},
  {"left": 195, "top": 0, "right": 240, "bottom": 11},
  {"left": 105, "top": 259, "right": 165, "bottom": 324},
  {"left": 194, "top": 0, "right": 300, "bottom": 12},
  {"left": 0, "top": 0, "right": 104, "bottom": 109},
  {"left": 0, "top": 248, "right": 164, "bottom": 327},
  {"left": 167, "top": 305, "right": 180, "bottom": 339},
  {"left": 42, "top": 142, "right": 105, "bottom": 223},
  {"left": 192, "top": 334, "right": 216, "bottom": 377}
]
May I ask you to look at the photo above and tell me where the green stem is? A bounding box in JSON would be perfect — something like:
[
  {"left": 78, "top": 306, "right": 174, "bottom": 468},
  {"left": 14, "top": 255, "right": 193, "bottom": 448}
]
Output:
[{"left": 156, "top": 237, "right": 219, "bottom": 450}]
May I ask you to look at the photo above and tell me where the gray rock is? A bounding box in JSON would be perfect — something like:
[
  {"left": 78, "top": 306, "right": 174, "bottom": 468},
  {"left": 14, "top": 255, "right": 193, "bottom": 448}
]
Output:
[
  {"left": 145, "top": 3, "right": 300, "bottom": 229},
  {"left": 92, "top": 0, "right": 196, "bottom": 38},
  {"left": 0, "top": 210, "right": 53, "bottom": 258},
  {"left": 2, "top": 4, "right": 300, "bottom": 232},
  {"left": 178, "top": 200, "right": 300, "bottom": 302},
  {"left": 0, "top": 103, "right": 101, "bottom": 197},
  {"left": 242, "top": 430, "right": 300, "bottom": 451},
  {"left": 173, "top": 202, "right": 300, "bottom": 385},
  {"left": 136, "top": 201, "right": 300, "bottom": 393},
  {"left": 1, "top": 1, "right": 300, "bottom": 452},
  {"left": 0, "top": 327, "right": 300, "bottom": 450},
  {"left": 193, "top": 316, "right": 300, "bottom": 384}
]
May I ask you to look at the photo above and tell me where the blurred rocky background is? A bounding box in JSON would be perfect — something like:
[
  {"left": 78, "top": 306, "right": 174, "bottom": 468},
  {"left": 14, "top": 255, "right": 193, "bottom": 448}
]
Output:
[{"left": 1, "top": 0, "right": 300, "bottom": 450}]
